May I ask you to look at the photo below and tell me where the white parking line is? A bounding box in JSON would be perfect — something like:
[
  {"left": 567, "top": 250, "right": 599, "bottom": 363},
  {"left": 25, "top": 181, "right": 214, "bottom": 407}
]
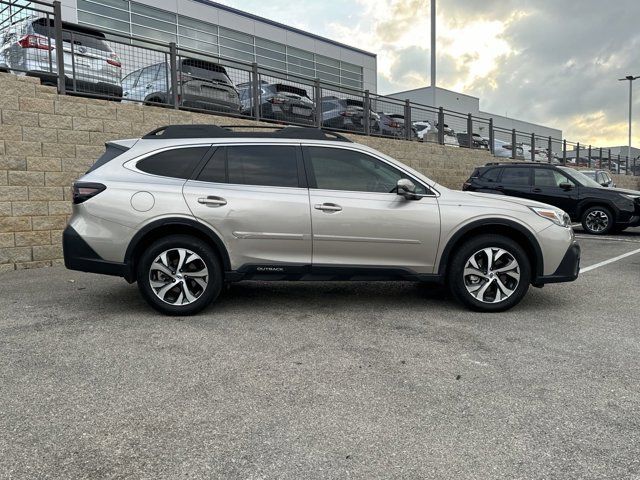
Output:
[
  {"left": 581, "top": 247, "right": 640, "bottom": 273},
  {"left": 575, "top": 235, "right": 640, "bottom": 243}
]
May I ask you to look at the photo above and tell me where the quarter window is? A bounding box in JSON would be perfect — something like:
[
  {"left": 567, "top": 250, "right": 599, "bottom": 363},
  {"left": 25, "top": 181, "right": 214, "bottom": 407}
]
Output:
[
  {"left": 137, "top": 147, "right": 209, "bottom": 179},
  {"left": 306, "top": 147, "right": 426, "bottom": 194}
]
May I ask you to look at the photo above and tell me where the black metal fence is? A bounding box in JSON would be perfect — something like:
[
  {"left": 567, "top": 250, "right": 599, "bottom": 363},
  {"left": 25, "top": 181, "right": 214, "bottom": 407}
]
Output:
[{"left": 1, "top": 0, "right": 638, "bottom": 176}]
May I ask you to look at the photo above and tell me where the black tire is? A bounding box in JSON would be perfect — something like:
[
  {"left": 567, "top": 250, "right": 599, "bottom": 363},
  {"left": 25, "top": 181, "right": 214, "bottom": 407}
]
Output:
[
  {"left": 447, "top": 234, "right": 531, "bottom": 312},
  {"left": 136, "top": 235, "right": 223, "bottom": 316},
  {"left": 581, "top": 206, "right": 614, "bottom": 235}
]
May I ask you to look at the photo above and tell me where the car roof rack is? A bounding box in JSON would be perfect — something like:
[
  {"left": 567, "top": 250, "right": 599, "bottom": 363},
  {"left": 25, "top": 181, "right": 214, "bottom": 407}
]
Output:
[
  {"left": 142, "top": 124, "right": 353, "bottom": 142},
  {"left": 484, "top": 161, "right": 556, "bottom": 167}
]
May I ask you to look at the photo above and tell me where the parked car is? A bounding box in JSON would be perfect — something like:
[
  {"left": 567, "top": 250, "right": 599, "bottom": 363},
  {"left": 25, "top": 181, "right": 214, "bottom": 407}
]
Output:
[
  {"left": 238, "top": 80, "right": 314, "bottom": 125},
  {"left": 521, "top": 144, "right": 547, "bottom": 162},
  {"left": 413, "top": 120, "right": 433, "bottom": 140},
  {"left": 581, "top": 170, "right": 615, "bottom": 188},
  {"left": 377, "top": 112, "right": 416, "bottom": 138},
  {"left": 463, "top": 162, "right": 640, "bottom": 234},
  {"left": 492, "top": 139, "right": 524, "bottom": 158},
  {"left": 0, "top": 16, "right": 122, "bottom": 99},
  {"left": 321, "top": 96, "right": 380, "bottom": 132},
  {"left": 456, "top": 132, "right": 489, "bottom": 149},
  {"left": 122, "top": 58, "right": 240, "bottom": 113},
  {"left": 63, "top": 124, "right": 579, "bottom": 315}
]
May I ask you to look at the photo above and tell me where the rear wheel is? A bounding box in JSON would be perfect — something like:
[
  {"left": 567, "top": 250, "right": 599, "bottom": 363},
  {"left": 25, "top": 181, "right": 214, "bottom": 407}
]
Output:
[
  {"left": 448, "top": 235, "right": 531, "bottom": 312},
  {"left": 136, "top": 235, "right": 223, "bottom": 315},
  {"left": 581, "top": 206, "right": 613, "bottom": 235}
]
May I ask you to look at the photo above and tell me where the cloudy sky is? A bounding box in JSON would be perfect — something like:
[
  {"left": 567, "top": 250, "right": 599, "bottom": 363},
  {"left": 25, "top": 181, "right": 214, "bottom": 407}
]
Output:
[{"left": 218, "top": 0, "right": 640, "bottom": 148}]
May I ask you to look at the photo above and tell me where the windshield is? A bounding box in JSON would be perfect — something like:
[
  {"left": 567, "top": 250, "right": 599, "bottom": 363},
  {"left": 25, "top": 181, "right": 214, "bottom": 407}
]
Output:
[{"left": 558, "top": 167, "right": 603, "bottom": 188}]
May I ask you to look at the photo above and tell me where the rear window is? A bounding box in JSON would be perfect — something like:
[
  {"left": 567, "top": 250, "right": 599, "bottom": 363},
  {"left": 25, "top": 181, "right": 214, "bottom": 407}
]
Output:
[
  {"left": 137, "top": 147, "right": 209, "bottom": 179},
  {"left": 32, "top": 19, "right": 110, "bottom": 52},
  {"left": 181, "top": 59, "right": 231, "bottom": 84},
  {"left": 87, "top": 143, "right": 129, "bottom": 173}
]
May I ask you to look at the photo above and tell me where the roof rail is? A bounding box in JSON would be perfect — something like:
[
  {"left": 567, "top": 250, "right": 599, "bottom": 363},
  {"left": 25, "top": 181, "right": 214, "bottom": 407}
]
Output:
[
  {"left": 484, "top": 161, "right": 555, "bottom": 167},
  {"left": 142, "top": 124, "right": 353, "bottom": 142}
]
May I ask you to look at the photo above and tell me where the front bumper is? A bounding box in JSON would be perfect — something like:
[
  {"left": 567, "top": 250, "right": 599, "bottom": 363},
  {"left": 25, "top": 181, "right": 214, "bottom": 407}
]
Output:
[
  {"left": 534, "top": 241, "right": 580, "bottom": 285},
  {"left": 63, "top": 225, "right": 127, "bottom": 278}
]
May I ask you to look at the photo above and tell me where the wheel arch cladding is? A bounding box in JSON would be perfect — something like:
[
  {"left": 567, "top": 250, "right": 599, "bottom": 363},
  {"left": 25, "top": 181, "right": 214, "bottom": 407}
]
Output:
[
  {"left": 438, "top": 219, "right": 543, "bottom": 282},
  {"left": 124, "top": 218, "right": 231, "bottom": 281}
]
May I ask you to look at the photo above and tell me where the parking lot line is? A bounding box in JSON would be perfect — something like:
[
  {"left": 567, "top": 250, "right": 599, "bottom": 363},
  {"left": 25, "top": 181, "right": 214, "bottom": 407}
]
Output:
[
  {"left": 580, "top": 247, "right": 640, "bottom": 273},
  {"left": 574, "top": 234, "right": 640, "bottom": 243}
]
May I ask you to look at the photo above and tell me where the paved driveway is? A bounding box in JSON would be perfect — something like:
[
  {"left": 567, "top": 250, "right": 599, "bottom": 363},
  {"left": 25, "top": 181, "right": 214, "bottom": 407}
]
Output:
[{"left": 1, "top": 228, "right": 639, "bottom": 479}]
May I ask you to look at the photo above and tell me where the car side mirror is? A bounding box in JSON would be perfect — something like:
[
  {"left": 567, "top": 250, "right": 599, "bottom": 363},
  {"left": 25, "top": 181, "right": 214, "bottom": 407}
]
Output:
[
  {"left": 559, "top": 182, "right": 573, "bottom": 191},
  {"left": 600, "top": 182, "right": 608, "bottom": 187},
  {"left": 397, "top": 178, "right": 417, "bottom": 199}
]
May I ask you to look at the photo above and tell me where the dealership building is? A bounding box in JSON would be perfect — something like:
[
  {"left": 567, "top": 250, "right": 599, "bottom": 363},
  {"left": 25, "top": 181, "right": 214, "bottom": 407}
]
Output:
[{"left": 57, "top": 0, "right": 377, "bottom": 92}]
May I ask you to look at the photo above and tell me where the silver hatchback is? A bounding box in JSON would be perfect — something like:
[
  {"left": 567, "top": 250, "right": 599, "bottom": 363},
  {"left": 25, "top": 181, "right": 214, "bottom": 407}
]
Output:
[
  {"left": 0, "top": 17, "right": 122, "bottom": 98},
  {"left": 63, "top": 125, "right": 580, "bottom": 315}
]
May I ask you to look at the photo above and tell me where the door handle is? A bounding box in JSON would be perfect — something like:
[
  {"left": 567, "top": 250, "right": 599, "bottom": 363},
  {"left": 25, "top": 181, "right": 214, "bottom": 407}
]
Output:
[
  {"left": 314, "top": 203, "right": 342, "bottom": 212},
  {"left": 495, "top": 185, "right": 504, "bottom": 190},
  {"left": 197, "top": 196, "right": 227, "bottom": 206},
  {"left": 532, "top": 188, "right": 542, "bottom": 193}
]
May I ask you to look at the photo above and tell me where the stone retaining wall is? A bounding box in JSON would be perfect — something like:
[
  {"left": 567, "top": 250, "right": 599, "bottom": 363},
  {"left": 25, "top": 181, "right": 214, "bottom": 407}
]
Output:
[{"left": 0, "top": 73, "right": 638, "bottom": 272}]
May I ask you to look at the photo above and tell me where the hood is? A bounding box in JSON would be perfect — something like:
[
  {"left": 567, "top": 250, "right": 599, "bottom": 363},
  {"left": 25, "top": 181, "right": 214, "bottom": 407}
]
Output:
[
  {"left": 605, "top": 187, "right": 640, "bottom": 196},
  {"left": 442, "top": 190, "right": 564, "bottom": 213}
]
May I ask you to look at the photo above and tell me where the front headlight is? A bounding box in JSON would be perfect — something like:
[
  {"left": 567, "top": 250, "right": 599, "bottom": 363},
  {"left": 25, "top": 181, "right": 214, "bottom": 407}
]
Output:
[
  {"left": 622, "top": 194, "right": 640, "bottom": 202},
  {"left": 529, "top": 206, "right": 571, "bottom": 227}
]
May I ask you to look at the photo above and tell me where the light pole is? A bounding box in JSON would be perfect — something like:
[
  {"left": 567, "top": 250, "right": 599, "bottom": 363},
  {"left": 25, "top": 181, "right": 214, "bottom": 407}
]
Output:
[
  {"left": 619, "top": 75, "right": 639, "bottom": 161},
  {"left": 430, "top": 0, "right": 436, "bottom": 109}
]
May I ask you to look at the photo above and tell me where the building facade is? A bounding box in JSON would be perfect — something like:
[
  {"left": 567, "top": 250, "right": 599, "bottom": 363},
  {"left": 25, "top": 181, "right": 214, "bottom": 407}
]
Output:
[
  {"left": 58, "top": 0, "right": 377, "bottom": 92},
  {"left": 388, "top": 86, "right": 562, "bottom": 140}
]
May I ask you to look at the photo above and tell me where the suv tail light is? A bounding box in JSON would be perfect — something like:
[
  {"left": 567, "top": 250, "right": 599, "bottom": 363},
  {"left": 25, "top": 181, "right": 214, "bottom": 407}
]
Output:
[
  {"left": 388, "top": 121, "right": 401, "bottom": 128},
  {"left": 18, "top": 34, "right": 53, "bottom": 51},
  {"left": 106, "top": 53, "right": 121, "bottom": 68},
  {"left": 73, "top": 182, "right": 106, "bottom": 204},
  {"left": 462, "top": 181, "right": 471, "bottom": 190},
  {"left": 268, "top": 95, "right": 288, "bottom": 105}
]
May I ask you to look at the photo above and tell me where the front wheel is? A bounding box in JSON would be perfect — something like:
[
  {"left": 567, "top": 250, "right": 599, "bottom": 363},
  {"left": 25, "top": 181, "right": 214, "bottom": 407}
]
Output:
[
  {"left": 136, "top": 235, "right": 223, "bottom": 315},
  {"left": 581, "top": 206, "right": 613, "bottom": 235},
  {"left": 448, "top": 235, "right": 531, "bottom": 312}
]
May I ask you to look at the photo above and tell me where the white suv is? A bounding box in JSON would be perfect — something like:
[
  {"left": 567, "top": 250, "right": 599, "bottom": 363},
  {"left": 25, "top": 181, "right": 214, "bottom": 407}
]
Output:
[{"left": 63, "top": 125, "right": 580, "bottom": 315}]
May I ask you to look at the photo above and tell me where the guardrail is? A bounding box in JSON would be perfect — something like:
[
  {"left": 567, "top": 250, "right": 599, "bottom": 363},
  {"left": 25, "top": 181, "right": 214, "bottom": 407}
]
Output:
[{"left": 1, "top": 0, "right": 637, "bottom": 176}]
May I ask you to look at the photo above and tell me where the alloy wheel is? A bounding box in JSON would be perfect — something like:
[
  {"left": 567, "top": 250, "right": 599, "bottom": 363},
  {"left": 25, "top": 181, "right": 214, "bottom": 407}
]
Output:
[
  {"left": 149, "top": 248, "right": 208, "bottom": 305},
  {"left": 463, "top": 247, "right": 521, "bottom": 304},
  {"left": 585, "top": 210, "right": 609, "bottom": 233}
]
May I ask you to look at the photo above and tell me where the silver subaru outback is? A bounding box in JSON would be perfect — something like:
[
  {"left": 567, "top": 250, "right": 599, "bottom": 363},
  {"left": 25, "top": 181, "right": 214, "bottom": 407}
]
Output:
[{"left": 63, "top": 125, "right": 580, "bottom": 315}]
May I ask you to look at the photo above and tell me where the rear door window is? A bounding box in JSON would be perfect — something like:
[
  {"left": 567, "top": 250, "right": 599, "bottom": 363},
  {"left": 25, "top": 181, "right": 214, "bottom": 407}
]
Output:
[
  {"left": 225, "top": 145, "right": 299, "bottom": 188},
  {"left": 137, "top": 147, "right": 210, "bottom": 179},
  {"left": 500, "top": 167, "right": 531, "bottom": 185},
  {"left": 480, "top": 167, "right": 501, "bottom": 182}
]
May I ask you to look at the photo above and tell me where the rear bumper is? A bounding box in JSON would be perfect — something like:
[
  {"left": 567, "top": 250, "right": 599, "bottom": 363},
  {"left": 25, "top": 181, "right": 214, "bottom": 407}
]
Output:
[
  {"left": 534, "top": 241, "right": 581, "bottom": 285},
  {"left": 180, "top": 96, "right": 241, "bottom": 113},
  {"left": 63, "top": 225, "right": 128, "bottom": 278},
  {"left": 27, "top": 71, "right": 122, "bottom": 98}
]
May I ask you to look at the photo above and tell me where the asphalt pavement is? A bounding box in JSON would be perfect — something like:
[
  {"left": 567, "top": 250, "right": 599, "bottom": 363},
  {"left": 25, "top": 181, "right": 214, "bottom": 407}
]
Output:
[{"left": 1, "top": 228, "right": 639, "bottom": 479}]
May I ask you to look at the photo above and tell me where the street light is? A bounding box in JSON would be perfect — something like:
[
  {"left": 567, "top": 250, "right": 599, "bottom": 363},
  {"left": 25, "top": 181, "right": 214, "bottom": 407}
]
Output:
[{"left": 618, "top": 75, "right": 639, "bottom": 162}]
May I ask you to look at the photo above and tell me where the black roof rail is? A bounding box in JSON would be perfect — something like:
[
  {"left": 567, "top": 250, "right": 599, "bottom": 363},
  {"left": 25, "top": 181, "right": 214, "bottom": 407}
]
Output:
[
  {"left": 484, "top": 161, "right": 555, "bottom": 167},
  {"left": 142, "top": 124, "right": 353, "bottom": 142}
]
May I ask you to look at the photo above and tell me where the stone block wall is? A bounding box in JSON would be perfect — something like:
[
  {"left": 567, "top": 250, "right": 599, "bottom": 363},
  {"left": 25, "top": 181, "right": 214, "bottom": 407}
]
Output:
[{"left": 0, "top": 73, "right": 638, "bottom": 272}]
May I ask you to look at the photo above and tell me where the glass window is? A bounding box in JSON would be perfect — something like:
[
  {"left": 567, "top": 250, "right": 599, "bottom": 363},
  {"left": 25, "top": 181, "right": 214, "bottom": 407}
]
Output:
[
  {"left": 500, "top": 167, "right": 531, "bottom": 185},
  {"left": 219, "top": 27, "right": 252, "bottom": 44},
  {"left": 306, "top": 147, "right": 426, "bottom": 194},
  {"left": 132, "top": 25, "right": 176, "bottom": 43},
  {"left": 197, "top": 147, "right": 226, "bottom": 183},
  {"left": 255, "top": 38, "right": 285, "bottom": 53},
  {"left": 481, "top": 167, "right": 501, "bottom": 182},
  {"left": 178, "top": 16, "right": 218, "bottom": 34},
  {"left": 534, "top": 168, "right": 569, "bottom": 187},
  {"left": 78, "top": 11, "right": 131, "bottom": 34},
  {"left": 131, "top": 14, "right": 176, "bottom": 35},
  {"left": 77, "top": 0, "right": 129, "bottom": 22},
  {"left": 219, "top": 47, "right": 254, "bottom": 63},
  {"left": 122, "top": 70, "right": 140, "bottom": 90},
  {"left": 137, "top": 147, "right": 209, "bottom": 179},
  {"left": 226, "top": 146, "right": 299, "bottom": 188},
  {"left": 136, "top": 63, "right": 160, "bottom": 87},
  {"left": 340, "top": 61, "right": 361, "bottom": 74},
  {"left": 131, "top": 2, "right": 176, "bottom": 23}
]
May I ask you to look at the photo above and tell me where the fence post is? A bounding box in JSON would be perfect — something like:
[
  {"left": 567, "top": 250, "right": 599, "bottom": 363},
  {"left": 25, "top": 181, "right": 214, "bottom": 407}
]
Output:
[
  {"left": 634, "top": 157, "right": 637, "bottom": 176},
  {"left": 363, "top": 90, "right": 371, "bottom": 136},
  {"left": 488, "top": 118, "right": 494, "bottom": 154},
  {"left": 562, "top": 139, "right": 567, "bottom": 165},
  {"left": 608, "top": 149, "right": 611, "bottom": 171},
  {"left": 617, "top": 154, "right": 621, "bottom": 174},
  {"left": 511, "top": 129, "right": 516, "bottom": 159},
  {"left": 314, "top": 78, "right": 322, "bottom": 129},
  {"left": 531, "top": 133, "right": 535, "bottom": 162},
  {"left": 599, "top": 147, "right": 603, "bottom": 169},
  {"left": 53, "top": 1, "right": 65, "bottom": 95},
  {"left": 437, "top": 107, "right": 444, "bottom": 145},
  {"left": 404, "top": 99, "right": 411, "bottom": 141},
  {"left": 169, "top": 42, "right": 179, "bottom": 109},
  {"left": 251, "top": 63, "right": 260, "bottom": 121},
  {"left": 548, "top": 136, "right": 552, "bottom": 163},
  {"left": 625, "top": 156, "right": 629, "bottom": 175},
  {"left": 576, "top": 142, "right": 580, "bottom": 167},
  {"left": 466, "top": 114, "right": 473, "bottom": 148},
  {"left": 588, "top": 145, "right": 592, "bottom": 168}
]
